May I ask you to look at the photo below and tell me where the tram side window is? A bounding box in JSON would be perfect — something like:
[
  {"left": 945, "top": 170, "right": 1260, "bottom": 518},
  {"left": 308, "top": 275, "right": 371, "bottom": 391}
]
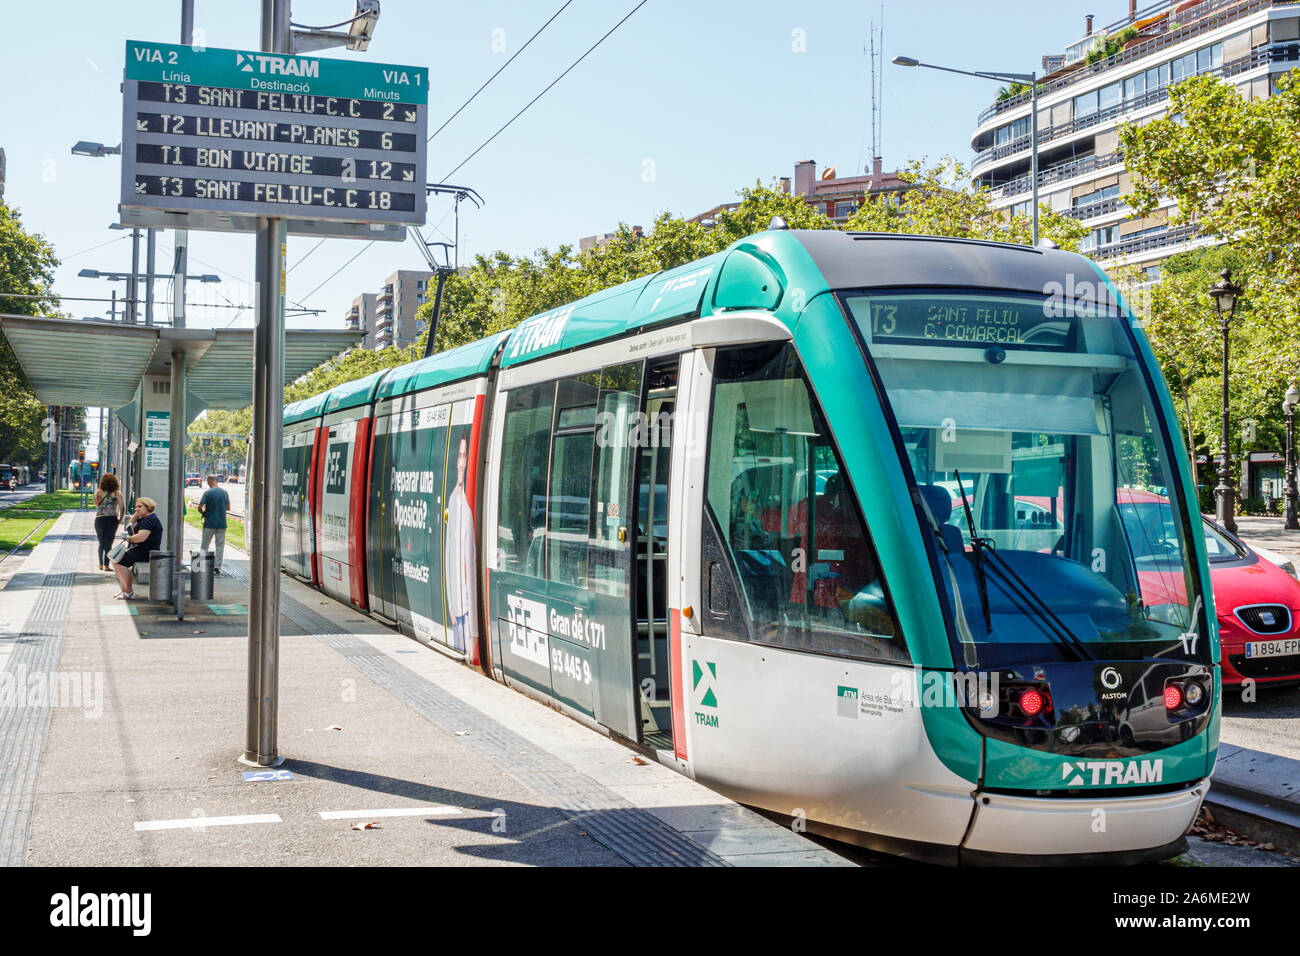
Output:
[
  {"left": 590, "top": 363, "right": 643, "bottom": 598},
  {"left": 497, "top": 382, "right": 555, "bottom": 578},
  {"left": 704, "top": 344, "right": 907, "bottom": 663},
  {"left": 545, "top": 376, "right": 599, "bottom": 588}
]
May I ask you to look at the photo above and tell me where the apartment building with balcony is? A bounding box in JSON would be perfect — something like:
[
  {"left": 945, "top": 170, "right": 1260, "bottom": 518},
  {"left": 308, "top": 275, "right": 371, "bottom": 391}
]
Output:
[
  {"left": 970, "top": 0, "right": 1300, "bottom": 273},
  {"left": 344, "top": 293, "right": 379, "bottom": 350},
  {"left": 373, "top": 269, "right": 435, "bottom": 351}
]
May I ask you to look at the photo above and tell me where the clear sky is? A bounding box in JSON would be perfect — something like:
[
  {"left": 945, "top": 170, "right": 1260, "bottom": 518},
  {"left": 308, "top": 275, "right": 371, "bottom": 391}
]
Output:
[{"left": 1, "top": 0, "right": 1107, "bottom": 330}]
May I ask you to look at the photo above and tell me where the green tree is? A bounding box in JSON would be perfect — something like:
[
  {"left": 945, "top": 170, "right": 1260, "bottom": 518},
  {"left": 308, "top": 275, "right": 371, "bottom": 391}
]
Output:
[
  {"left": 843, "top": 157, "right": 1088, "bottom": 250},
  {"left": 0, "top": 201, "right": 61, "bottom": 466},
  {"left": 1124, "top": 246, "right": 1294, "bottom": 504},
  {"left": 1121, "top": 72, "right": 1300, "bottom": 279},
  {"left": 1121, "top": 74, "right": 1300, "bottom": 506},
  {"left": 185, "top": 408, "right": 251, "bottom": 470},
  {"left": 411, "top": 181, "right": 834, "bottom": 357},
  {"left": 283, "top": 344, "right": 413, "bottom": 404}
]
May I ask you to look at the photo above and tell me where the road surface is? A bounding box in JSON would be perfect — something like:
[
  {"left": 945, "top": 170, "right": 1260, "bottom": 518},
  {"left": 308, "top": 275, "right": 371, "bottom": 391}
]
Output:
[
  {"left": 0, "top": 483, "right": 46, "bottom": 510},
  {"left": 184, "top": 480, "right": 245, "bottom": 517}
]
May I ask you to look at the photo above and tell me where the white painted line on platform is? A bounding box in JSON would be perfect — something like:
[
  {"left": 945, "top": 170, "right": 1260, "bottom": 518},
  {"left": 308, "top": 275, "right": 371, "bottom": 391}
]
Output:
[
  {"left": 134, "top": 813, "right": 282, "bottom": 831},
  {"left": 318, "top": 806, "right": 461, "bottom": 820}
]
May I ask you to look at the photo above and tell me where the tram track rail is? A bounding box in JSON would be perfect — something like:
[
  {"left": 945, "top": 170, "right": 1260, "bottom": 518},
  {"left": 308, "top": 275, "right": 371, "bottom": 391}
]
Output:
[{"left": 0, "top": 510, "right": 60, "bottom": 567}]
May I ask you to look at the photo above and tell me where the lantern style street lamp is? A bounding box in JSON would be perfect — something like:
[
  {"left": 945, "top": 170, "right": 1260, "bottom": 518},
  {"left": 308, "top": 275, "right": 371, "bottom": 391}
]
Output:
[
  {"left": 1209, "top": 268, "right": 1243, "bottom": 534},
  {"left": 1284, "top": 382, "right": 1300, "bottom": 530}
]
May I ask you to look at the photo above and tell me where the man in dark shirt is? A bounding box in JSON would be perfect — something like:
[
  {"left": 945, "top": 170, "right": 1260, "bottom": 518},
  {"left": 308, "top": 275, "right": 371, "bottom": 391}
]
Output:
[{"left": 198, "top": 474, "right": 230, "bottom": 574}]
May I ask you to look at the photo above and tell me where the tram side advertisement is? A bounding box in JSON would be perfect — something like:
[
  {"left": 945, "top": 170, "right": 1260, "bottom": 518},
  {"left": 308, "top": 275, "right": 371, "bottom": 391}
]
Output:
[{"left": 120, "top": 40, "right": 427, "bottom": 231}]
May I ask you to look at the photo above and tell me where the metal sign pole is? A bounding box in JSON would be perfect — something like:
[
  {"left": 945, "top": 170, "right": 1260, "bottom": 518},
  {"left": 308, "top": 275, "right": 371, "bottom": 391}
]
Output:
[
  {"left": 45, "top": 407, "right": 53, "bottom": 493},
  {"left": 127, "top": 229, "right": 140, "bottom": 324},
  {"left": 244, "top": 0, "right": 289, "bottom": 767},
  {"left": 145, "top": 228, "right": 157, "bottom": 327},
  {"left": 169, "top": 349, "right": 186, "bottom": 620}
]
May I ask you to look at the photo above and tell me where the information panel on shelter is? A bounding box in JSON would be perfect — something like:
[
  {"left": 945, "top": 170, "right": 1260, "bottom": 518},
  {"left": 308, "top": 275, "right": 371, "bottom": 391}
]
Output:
[{"left": 120, "top": 40, "right": 428, "bottom": 230}]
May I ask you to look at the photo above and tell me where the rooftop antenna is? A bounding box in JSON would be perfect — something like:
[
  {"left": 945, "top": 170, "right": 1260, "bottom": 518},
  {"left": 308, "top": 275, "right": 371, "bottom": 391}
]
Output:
[{"left": 868, "top": 6, "right": 884, "bottom": 168}]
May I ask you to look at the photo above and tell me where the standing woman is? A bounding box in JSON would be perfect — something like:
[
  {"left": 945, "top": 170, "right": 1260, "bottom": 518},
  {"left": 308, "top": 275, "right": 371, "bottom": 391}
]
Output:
[
  {"left": 94, "top": 474, "right": 125, "bottom": 571},
  {"left": 112, "top": 497, "right": 163, "bottom": 599}
]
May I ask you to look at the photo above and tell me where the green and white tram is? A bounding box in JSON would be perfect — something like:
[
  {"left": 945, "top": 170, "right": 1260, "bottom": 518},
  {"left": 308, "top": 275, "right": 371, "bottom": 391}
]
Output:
[{"left": 284, "top": 228, "right": 1217, "bottom": 864}]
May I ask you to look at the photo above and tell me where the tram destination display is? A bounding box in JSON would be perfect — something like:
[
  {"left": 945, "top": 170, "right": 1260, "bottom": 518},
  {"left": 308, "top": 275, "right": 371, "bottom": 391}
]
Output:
[
  {"left": 120, "top": 40, "right": 427, "bottom": 237},
  {"left": 863, "top": 294, "right": 1073, "bottom": 351}
]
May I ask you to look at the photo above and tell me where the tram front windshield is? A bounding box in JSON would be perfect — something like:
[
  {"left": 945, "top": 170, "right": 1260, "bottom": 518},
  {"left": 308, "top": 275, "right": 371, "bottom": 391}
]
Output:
[{"left": 842, "top": 290, "right": 1209, "bottom": 669}]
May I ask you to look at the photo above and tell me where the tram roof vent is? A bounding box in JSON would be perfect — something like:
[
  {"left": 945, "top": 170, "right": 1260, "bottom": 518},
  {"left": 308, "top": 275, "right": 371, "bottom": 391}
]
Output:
[
  {"left": 1036, "top": 238, "right": 1060, "bottom": 250},
  {"left": 767, "top": 216, "right": 789, "bottom": 231}
]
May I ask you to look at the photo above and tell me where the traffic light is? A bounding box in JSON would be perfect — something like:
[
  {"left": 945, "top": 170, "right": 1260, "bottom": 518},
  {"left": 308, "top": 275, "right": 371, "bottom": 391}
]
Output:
[{"left": 78, "top": 450, "right": 85, "bottom": 462}]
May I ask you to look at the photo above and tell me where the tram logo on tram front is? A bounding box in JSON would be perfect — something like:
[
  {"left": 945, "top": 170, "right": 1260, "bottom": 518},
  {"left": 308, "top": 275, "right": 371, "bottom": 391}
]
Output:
[{"left": 1061, "top": 758, "right": 1163, "bottom": 787}]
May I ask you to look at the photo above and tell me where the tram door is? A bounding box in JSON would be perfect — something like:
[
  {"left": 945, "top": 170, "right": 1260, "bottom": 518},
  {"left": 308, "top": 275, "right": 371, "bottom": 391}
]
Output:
[{"left": 633, "top": 359, "right": 678, "bottom": 751}]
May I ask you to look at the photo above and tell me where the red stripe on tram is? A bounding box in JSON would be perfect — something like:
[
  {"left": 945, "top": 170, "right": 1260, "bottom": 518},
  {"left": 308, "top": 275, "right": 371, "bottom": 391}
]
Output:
[{"left": 670, "top": 609, "right": 687, "bottom": 762}]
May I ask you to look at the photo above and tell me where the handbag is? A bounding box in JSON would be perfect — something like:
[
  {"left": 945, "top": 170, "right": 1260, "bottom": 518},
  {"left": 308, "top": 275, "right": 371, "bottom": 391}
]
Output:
[{"left": 108, "top": 539, "right": 129, "bottom": 564}]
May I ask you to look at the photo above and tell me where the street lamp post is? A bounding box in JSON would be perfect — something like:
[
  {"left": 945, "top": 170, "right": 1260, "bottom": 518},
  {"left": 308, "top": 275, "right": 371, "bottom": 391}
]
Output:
[
  {"left": 1284, "top": 382, "right": 1299, "bottom": 530},
  {"left": 1210, "top": 267, "right": 1244, "bottom": 534},
  {"left": 893, "top": 55, "right": 1038, "bottom": 244}
]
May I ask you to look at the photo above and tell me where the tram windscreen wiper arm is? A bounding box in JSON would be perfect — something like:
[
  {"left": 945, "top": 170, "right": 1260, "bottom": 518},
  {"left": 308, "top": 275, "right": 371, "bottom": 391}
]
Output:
[
  {"left": 953, "top": 470, "right": 993, "bottom": 634},
  {"left": 954, "top": 471, "right": 1094, "bottom": 662},
  {"left": 981, "top": 547, "right": 1097, "bottom": 662}
]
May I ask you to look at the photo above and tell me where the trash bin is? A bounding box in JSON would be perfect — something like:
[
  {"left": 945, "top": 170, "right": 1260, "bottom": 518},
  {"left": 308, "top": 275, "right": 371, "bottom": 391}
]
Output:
[
  {"left": 190, "top": 550, "right": 214, "bottom": 602},
  {"left": 148, "top": 551, "right": 174, "bottom": 602}
]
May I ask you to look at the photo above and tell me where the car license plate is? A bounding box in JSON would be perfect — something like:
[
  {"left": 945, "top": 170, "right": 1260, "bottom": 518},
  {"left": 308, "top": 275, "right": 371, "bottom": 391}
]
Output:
[{"left": 1244, "top": 638, "right": 1300, "bottom": 659}]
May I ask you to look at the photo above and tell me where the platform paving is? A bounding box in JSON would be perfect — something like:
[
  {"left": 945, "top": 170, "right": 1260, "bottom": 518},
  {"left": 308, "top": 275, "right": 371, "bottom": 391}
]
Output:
[{"left": 0, "top": 510, "right": 850, "bottom": 867}]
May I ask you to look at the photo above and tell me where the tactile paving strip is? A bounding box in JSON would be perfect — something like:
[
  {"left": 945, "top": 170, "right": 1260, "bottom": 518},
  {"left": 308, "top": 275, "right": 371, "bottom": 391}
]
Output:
[
  {"left": 222, "top": 558, "right": 727, "bottom": 866},
  {"left": 0, "top": 514, "right": 87, "bottom": 867}
]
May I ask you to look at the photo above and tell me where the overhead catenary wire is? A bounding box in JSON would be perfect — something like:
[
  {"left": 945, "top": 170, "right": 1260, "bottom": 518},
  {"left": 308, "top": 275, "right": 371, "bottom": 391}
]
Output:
[
  {"left": 306, "top": 1, "right": 650, "bottom": 301},
  {"left": 406, "top": 0, "right": 649, "bottom": 272},
  {"left": 439, "top": 0, "right": 650, "bottom": 183},
  {"left": 62, "top": 234, "right": 128, "bottom": 262},
  {"left": 297, "top": 242, "right": 377, "bottom": 304},
  {"left": 155, "top": 239, "right": 313, "bottom": 314},
  {"left": 426, "top": 0, "right": 574, "bottom": 144},
  {"left": 287, "top": 238, "right": 325, "bottom": 274},
  {"left": 0, "top": 291, "right": 319, "bottom": 313}
]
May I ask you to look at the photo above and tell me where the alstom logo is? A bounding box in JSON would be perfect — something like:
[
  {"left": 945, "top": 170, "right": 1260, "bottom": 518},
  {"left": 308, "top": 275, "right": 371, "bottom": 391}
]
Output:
[
  {"left": 236, "top": 52, "right": 320, "bottom": 77},
  {"left": 1062, "top": 759, "right": 1163, "bottom": 787}
]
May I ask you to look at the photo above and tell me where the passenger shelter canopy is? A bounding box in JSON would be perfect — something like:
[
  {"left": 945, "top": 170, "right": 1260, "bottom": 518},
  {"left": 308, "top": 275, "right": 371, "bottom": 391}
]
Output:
[{"left": 0, "top": 315, "right": 362, "bottom": 410}]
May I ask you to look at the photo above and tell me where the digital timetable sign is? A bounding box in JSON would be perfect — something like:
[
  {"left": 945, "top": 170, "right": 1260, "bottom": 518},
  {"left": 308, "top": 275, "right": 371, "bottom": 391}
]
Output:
[{"left": 120, "top": 40, "right": 428, "bottom": 238}]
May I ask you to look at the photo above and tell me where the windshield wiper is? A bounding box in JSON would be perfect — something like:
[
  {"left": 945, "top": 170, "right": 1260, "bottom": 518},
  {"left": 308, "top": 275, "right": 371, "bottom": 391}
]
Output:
[
  {"left": 982, "top": 548, "right": 1097, "bottom": 662},
  {"left": 954, "top": 470, "right": 1096, "bottom": 662},
  {"left": 953, "top": 470, "right": 993, "bottom": 634}
]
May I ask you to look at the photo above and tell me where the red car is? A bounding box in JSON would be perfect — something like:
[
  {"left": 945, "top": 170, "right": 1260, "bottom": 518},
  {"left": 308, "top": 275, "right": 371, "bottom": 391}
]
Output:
[
  {"left": 1120, "top": 494, "right": 1300, "bottom": 687},
  {"left": 945, "top": 485, "right": 1300, "bottom": 688},
  {"left": 1199, "top": 518, "right": 1300, "bottom": 687}
]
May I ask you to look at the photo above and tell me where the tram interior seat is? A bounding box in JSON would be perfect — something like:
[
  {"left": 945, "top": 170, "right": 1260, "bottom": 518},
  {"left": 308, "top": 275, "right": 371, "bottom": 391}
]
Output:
[
  {"left": 919, "top": 484, "right": 966, "bottom": 555},
  {"left": 727, "top": 477, "right": 790, "bottom": 619}
]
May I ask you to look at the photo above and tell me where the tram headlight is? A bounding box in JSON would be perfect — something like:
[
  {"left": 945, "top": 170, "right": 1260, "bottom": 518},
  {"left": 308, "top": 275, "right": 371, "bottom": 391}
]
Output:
[{"left": 1183, "top": 681, "right": 1205, "bottom": 706}]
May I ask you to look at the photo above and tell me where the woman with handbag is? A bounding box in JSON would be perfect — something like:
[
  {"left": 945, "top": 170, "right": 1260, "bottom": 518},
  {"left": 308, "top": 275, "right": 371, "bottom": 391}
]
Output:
[
  {"left": 93, "top": 474, "right": 125, "bottom": 571},
  {"left": 112, "top": 497, "right": 163, "bottom": 600}
]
